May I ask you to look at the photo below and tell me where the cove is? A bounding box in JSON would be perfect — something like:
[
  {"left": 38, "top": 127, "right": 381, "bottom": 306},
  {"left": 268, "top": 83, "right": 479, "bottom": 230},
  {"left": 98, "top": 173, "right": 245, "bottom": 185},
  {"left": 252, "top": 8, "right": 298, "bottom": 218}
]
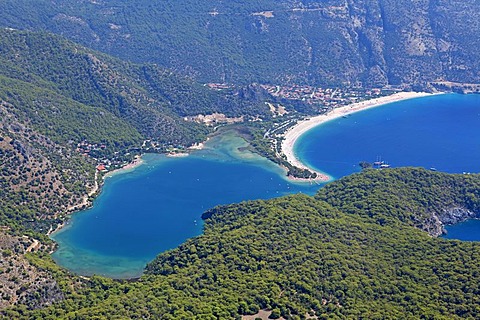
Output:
[
  {"left": 295, "top": 93, "right": 480, "bottom": 242},
  {"left": 51, "top": 133, "right": 319, "bottom": 278},
  {"left": 53, "top": 93, "right": 480, "bottom": 278}
]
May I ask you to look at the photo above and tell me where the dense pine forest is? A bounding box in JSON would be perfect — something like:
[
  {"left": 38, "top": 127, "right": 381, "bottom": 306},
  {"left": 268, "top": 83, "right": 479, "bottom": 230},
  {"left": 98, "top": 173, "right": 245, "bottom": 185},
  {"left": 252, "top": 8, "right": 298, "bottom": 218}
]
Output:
[
  {"left": 0, "top": 29, "right": 273, "bottom": 147},
  {"left": 1, "top": 168, "right": 480, "bottom": 318},
  {"left": 1, "top": 0, "right": 480, "bottom": 87},
  {"left": 0, "top": 26, "right": 282, "bottom": 233}
]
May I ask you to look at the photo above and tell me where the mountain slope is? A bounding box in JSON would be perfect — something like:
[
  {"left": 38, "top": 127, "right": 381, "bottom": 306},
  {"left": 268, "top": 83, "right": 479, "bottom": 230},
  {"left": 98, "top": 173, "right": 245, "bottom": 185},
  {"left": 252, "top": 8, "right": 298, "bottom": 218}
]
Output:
[
  {"left": 0, "top": 27, "right": 278, "bottom": 234},
  {"left": 0, "top": 77, "right": 110, "bottom": 233},
  {"left": 0, "top": 27, "right": 274, "bottom": 311},
  {"left": 1, "top": 0, "right": 479, "bottom": 87},
  {"left": 0, "top": 29, "right": 270, "bottom": 147}
]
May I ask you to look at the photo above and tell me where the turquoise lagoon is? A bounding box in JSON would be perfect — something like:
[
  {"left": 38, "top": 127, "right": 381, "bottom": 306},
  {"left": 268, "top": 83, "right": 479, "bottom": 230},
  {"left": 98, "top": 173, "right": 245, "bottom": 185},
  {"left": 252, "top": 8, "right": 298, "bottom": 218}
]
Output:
[
  {"left": 52, "top": 93, "right": 480, "bottom": 278},
  {"left": 51, "top": 133, "right": 319, "bottom": 278}
]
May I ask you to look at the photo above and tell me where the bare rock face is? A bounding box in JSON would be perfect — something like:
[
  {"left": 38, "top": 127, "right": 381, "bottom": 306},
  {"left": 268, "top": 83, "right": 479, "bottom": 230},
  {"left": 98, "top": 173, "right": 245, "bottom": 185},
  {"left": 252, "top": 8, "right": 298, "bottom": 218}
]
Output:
[
  {"left": 420, "top": 213, "right": 444, "bottom": 238},
  {"left": 440, "top": 207, "right": 479, "bottom": 225},
  {"left": 423, "top": 207, "right": 480, "bottom": 237}
]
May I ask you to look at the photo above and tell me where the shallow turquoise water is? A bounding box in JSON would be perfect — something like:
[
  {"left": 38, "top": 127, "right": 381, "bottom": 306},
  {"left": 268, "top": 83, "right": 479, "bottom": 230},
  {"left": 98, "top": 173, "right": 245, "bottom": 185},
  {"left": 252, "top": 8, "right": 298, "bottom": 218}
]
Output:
[
  {"left": 53, "top": 94, "right": 480, "bottom": 278},
  {"left": 51, "top": 133, "right": 319, "bottom": 278}
]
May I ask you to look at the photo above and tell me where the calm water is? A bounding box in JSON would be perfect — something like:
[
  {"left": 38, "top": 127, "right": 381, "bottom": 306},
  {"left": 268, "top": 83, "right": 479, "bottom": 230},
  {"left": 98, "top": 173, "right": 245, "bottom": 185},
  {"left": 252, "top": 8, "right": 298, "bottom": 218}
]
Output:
[
  {"left": 444, "top": 220, "right": 480, "bottom": 241},
  {"left": 296, "top": 94, "right": 480, "bottom": 179},
  {"left": 296, "top": 93, "right": 480, "bottom": 242},
  {"left": 52, "top": 133, "right": 318, "bottom": 278},
  {"left": 53, "top": 94, "right": 480, "bottom": 278}
]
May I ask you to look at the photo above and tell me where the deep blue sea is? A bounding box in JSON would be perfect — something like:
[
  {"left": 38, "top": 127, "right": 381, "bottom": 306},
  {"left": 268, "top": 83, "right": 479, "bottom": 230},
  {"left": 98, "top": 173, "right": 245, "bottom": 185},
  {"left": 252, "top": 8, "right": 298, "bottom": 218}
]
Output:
[
  {"left": 295, "top": 93, "right": 480, "bottom": 179},
  {"left": 52, "top": 93, "right": 480, "bottom": 278},
  {"left": 296, "top": 93, "right": 480, "bottom": 242},
  {"left": 444, "top": 220, "right": 480, "bottom": 241}
]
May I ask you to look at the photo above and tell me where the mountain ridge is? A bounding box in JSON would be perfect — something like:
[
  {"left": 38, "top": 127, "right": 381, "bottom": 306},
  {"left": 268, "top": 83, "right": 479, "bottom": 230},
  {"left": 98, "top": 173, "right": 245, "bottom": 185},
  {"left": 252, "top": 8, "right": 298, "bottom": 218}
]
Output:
[{"left": 1, "top": 0, "right": 479, "bottom": 87}]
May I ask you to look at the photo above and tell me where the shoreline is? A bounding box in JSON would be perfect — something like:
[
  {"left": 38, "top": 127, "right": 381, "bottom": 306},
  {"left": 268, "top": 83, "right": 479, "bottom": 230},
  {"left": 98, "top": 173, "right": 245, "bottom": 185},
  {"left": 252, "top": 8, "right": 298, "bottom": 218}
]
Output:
[
  {"left": 64, "top": 170, "right": 99, "bottom": 214},
  {"left": 103, "top": 155, "right": 144, "bottom": 179},
  {"left": 47, "top": 156, "right": 144, "bottom": 238},
  {"left": 46, "top": 221, "right": 66, "bottom": 237},
  {"left": 283, "top": 164, "right": 331, "bottom": 183},
  {"left": 281, "top": 91, "right": 443, "bottom": 181},
  {"left": 48, "top": 143, "right": 207, "bottom": 238}
]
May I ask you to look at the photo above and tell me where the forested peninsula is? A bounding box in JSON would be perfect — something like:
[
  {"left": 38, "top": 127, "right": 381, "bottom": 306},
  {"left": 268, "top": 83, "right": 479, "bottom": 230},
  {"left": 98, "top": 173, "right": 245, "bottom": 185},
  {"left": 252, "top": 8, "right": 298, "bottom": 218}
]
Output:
[{"left": 1, "top": 168, "right": 480, "bottom": 319}]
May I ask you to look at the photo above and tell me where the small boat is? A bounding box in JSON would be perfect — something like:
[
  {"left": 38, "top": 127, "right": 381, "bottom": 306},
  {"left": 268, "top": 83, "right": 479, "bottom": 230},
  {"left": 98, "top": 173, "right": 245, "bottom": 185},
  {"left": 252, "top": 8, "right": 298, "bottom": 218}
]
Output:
[
  {"left": 373, "top": 156, "right": 383, "bottom": 167},
  {"left": 429, "top": 167, "right": 437, "bottom": 171},
  {"left": 380, "top": 163, "right": 390, "bottom": 168}
]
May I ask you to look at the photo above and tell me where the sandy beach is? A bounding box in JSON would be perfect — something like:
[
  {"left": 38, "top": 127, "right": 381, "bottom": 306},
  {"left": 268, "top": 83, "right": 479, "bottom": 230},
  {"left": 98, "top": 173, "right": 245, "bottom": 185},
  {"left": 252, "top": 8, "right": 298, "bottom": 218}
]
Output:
[
  {"left": 281, "top": 91, "right": 442, "bottom": 181},
  {"left": 103, "top": 155, "right": 144, "bottom": 179}
]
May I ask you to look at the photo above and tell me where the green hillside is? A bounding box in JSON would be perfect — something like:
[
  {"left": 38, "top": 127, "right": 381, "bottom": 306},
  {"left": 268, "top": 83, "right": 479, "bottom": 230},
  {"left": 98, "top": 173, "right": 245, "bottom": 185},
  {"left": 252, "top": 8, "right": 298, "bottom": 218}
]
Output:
[
  {"left": 317, "top": 168, "right": 480, "bottom": 236},
  {"left": 4, "top": 168, "right": 480, "bottom": 319},
  {"left": 0, "top": 29, "right": 271, "bottom": 147},
  {"left": 1, "top": 0, "right": 480, "bottom": 87},
  {"left": 0, "top": 76, "right": 140, "bottom": 148},
  {"left": 0, "top": 28, "right": 272, "bottom": 308},
  {"left": 0, "top": 27, "right": 282, "bottom": 235},
  {"left": 1, "top": 3, "right": 480, "bottom": 318}
]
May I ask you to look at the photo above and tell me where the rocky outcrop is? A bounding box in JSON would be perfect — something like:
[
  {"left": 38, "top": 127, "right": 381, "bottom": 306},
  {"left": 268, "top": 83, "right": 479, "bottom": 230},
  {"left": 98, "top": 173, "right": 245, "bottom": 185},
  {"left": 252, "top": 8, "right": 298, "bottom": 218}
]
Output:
[
  {"left": 426, "top": 207, "right": 480, "bottom": 237},
  {"left": 440, "top": 207, "right": 479, "bottom": 225}
]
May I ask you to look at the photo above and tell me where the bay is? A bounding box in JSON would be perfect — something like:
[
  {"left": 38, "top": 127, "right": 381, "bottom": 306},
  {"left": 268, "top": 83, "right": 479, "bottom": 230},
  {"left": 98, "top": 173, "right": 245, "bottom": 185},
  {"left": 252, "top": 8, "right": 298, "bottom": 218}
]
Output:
[
  {"left": 295, "top": 93, "right": 480, "bottom": 242},
  {"left": 51, "top": 133, "right": 318, "bottom": 278},
  {"left": 296, "top": 93, "right": 480, "bottom": 179}
]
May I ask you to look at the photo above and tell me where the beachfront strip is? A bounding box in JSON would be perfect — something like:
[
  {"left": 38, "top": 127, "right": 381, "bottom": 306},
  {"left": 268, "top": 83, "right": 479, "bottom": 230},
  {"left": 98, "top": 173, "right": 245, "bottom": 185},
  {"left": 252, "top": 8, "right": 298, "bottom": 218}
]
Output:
[{"left": 280, "top": 92, "right": 442, "bottom": 181}]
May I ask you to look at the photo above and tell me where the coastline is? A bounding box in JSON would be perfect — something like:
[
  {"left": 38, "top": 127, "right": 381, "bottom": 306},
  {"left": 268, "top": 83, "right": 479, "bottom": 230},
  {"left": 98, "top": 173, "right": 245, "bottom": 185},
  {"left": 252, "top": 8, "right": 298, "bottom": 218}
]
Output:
[
  {"left": 281, "top": 91, "right": 443, "bottom": 180},
  {"left": 64, "top": 171, "right": 99, "bottom": 214},
  {"left": 103, "top": 155, "right": 144, "bottom": 179},
  {"left": 46, "top": 221, "right": 66, "bottom": 237},
  {"left": 48, "top": 143, "right": 208, "bottom": 238},
  {"left": 48, "top": 155, "right": 144, "bottom": 238}
]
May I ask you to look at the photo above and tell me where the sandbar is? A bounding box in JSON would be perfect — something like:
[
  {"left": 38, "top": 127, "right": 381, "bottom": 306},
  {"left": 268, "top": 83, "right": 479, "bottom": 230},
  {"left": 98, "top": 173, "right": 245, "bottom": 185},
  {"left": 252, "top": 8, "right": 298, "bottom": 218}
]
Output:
[
  {"left": 281, "top": 91, "right": 443, "bottom": 181},
  {"left": 103, "top": 155, "right": 144, "bottom": 179}
]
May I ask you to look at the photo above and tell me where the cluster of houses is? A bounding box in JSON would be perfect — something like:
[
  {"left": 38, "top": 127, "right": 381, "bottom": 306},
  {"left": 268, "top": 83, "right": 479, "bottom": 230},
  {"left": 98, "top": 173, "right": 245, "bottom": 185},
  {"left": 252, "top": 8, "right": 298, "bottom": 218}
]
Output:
[
  {"left": 78, "top": 139, "right": 189, "bottom": 173},
  {"left": 76, "top": 141, "right": 134, "bottom": 173},
  {"left": 260, "top": 84, "right": 385, "bottom": 108},
  {"left": 76, "top": 141, "right": 107, "bottom": 157}
]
